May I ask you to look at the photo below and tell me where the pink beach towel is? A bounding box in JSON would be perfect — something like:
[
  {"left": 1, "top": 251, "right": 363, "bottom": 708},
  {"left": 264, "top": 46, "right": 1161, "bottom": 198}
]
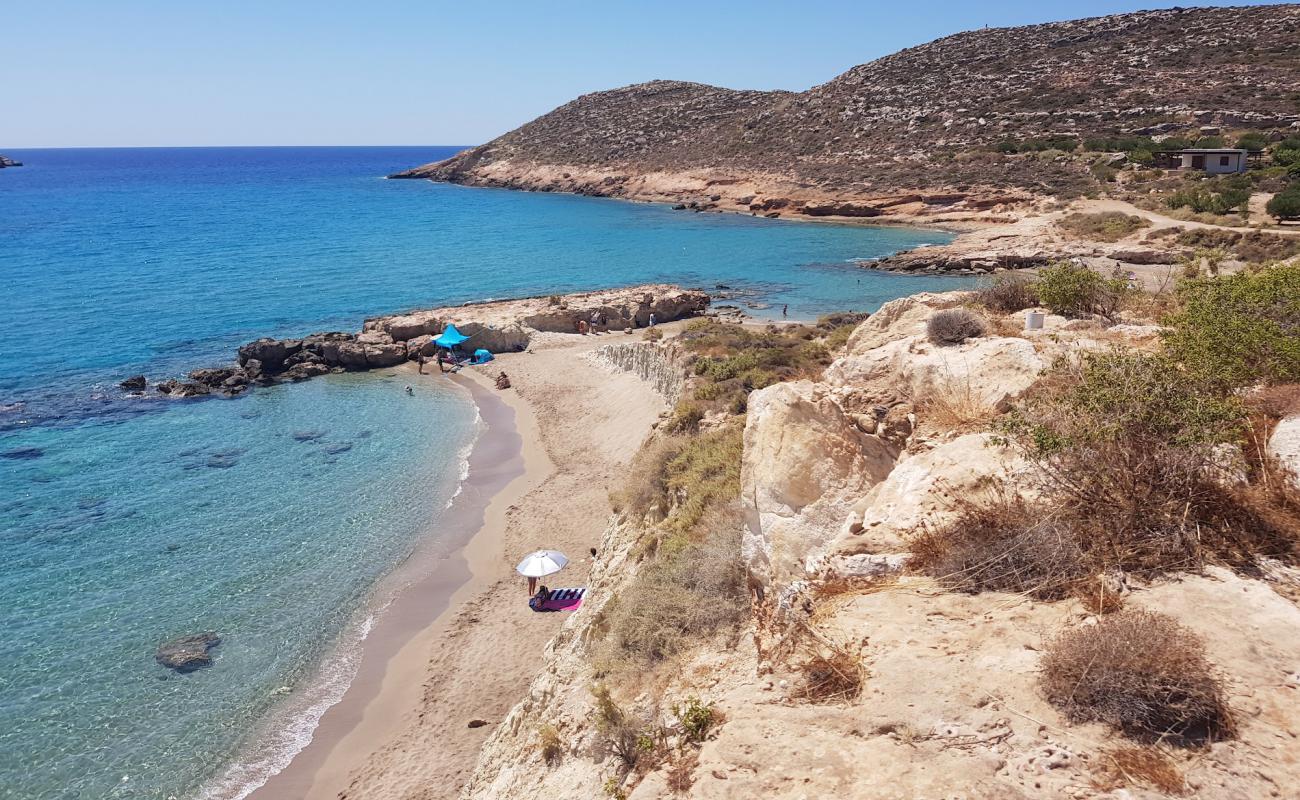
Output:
[{"left": 532, "top": 587, "right": 585, "bottom": 612}]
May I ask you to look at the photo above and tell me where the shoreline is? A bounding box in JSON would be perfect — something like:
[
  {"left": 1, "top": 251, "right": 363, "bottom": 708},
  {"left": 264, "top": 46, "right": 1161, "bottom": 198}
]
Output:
[
  {"left": 244, "top": 330, "right": 668, "bottom": 799},
  {"left": 240, "top": 363, "right": 548, "bottom": 799}
]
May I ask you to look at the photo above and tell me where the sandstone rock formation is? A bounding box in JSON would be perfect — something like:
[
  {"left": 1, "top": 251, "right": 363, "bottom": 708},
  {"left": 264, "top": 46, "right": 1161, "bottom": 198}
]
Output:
[{"left": 1271, "top": 414, "right": 1300, "bottom": 489}]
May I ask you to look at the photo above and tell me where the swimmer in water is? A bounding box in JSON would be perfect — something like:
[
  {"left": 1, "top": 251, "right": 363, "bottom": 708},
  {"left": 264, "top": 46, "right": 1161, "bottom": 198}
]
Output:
[{"left": 405, "top": 385, "right": 413, "bottom": 395}]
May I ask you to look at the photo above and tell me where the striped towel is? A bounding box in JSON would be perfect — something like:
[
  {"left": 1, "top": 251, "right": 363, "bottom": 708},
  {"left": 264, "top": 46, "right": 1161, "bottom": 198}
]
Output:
[{"left": 532, "top": 587, "right": 586, "bottom": 612}]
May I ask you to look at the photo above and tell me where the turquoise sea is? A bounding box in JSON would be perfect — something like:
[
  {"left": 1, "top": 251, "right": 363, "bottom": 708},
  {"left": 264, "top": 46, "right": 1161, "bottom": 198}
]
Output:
[{"left": 0, "top": 146, "right": 960, "bottom": 799}]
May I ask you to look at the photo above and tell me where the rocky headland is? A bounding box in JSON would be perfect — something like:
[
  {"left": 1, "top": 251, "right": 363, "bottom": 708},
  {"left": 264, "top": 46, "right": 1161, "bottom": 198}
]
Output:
[
  {"left": 393, "top": 6, "right": 1299, "bottom": 226},
  {"left": 141, "top": 285, "right": 709, "bottom": 398}
]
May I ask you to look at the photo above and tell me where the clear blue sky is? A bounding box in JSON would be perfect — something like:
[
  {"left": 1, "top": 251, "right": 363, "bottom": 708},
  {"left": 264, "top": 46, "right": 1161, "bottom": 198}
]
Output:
[{"left": 6, "top": 1, "right": 1291, "bottom": 148}]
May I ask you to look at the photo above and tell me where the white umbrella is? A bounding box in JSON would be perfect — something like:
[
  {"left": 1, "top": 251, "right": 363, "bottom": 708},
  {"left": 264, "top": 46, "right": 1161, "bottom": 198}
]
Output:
[{"left": 516, "top": 549, "right": 568, "bottom": 578}]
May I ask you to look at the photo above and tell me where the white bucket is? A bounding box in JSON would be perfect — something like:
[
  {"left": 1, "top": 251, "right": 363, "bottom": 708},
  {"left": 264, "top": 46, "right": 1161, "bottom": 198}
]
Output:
[{"left": 1025, "top": 311, "right": 1046, "bottom": 331}]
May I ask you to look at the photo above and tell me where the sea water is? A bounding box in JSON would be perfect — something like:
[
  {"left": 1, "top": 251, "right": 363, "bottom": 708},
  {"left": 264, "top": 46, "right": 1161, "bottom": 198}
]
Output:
[{"left": 0, "top": 147, "right": 960, "bottom": 799}]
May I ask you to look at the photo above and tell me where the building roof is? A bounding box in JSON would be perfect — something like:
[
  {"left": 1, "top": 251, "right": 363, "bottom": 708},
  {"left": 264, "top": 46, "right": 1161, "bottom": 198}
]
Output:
[{"left": 1174, "top": 148, "right": 1248, "bottom": 154}]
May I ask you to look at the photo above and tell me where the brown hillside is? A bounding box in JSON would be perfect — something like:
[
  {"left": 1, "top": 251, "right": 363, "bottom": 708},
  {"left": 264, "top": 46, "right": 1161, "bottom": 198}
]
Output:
[{"left": 395, "top": 5, "right": 1300, "bottom": 208}]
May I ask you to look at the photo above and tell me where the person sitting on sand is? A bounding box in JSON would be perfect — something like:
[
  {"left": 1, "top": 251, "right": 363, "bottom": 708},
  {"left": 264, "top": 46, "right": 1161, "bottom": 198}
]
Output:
[
  {"left": 528, "top": 585, "right": 552, "bottom": 611},
  {"left": 495, "top": 372, "right": 511, "bottom": 390}
]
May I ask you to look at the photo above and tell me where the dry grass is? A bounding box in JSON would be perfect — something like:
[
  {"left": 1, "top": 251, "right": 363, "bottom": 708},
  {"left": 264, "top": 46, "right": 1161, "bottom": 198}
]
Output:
[
  {"left": 1094, "top": 745, "right": 1188, "bottom": 795},
  {"left": 794, "top": 645, "right": 866, "bottom": 704},
  {"left": 917, "top": 374, "right": 1000, "bottom": 431},
  {"left": 1073, "top": 572, "right": 1127, "bottom": 615},
  {"left": 1058, "top": 211, "right": 1151, "bottom": 242},
  {"left": 665, "top": 750, "right": 699, "bottom": 794},
  {"left": 926, "top": 308, "right": 988, "bottom": 345},
  {"left": 910, "top": 495, "right": 1085, "bottom": 599},
  {"left": 1040, "top": 611, "right": 1234, "bottom": 746}
]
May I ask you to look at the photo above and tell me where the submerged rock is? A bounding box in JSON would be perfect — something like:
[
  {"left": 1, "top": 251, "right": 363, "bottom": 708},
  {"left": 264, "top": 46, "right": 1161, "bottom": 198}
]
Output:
[
  {"left": 119, "top": 375, "right": 147, "bottom": 390},
  {"left": 155, "top": 632, "right": 221, "bottom": 673},
  {"left": 0, "top": 447, "right": 44, "bottom": 461}
]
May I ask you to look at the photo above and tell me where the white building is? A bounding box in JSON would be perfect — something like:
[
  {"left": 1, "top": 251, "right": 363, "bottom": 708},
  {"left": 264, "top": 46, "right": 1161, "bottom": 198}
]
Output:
[{"left": 1171, "top": 148, "right": 1250, "bottom": 174}]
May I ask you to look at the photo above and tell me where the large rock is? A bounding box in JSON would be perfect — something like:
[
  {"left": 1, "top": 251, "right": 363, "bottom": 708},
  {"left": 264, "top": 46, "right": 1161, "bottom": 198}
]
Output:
[
  {"left": 366, "top": 310, "right": 443, "bottom": 341},
  {"left": 119, "top": 375, "right": 146, "bottom": 390},
  {"left": 1270, "top": 415, "right": 1300, "bottom": 489},
  {"left": 155, "top": 379, "right": 211, "bottom": 398},
  {"left": 742, "top": 381, "right": 898, "bottom": 594},
  {"left": 844, "top": 433, "right": 1032, "bottom": 553},
  {"left": 155, "top": 632, "right": 221, "bottom": 673},
  {"left": 827, "top": 332, "right": 1046, "bottom": 410},
  {"left": 844, "top": 292, "right": 967, "bottom": 355},
  {"left": 237, "top": 338, "right": 301, "bottom": 372},
  {"left": 457, "top": 322, "right": 531, "bottom": 352}
]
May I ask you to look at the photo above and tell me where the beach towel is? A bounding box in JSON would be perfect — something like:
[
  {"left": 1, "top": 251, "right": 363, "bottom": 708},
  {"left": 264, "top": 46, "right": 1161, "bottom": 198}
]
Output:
[{"left": 530, "top": 587, "right": 586, "bottom": 612}]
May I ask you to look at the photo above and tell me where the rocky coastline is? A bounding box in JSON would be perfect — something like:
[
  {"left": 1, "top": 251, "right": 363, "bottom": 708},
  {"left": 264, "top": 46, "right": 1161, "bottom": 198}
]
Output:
[{"left": 134, "top": 285, "right": 710, "bottom": 398}]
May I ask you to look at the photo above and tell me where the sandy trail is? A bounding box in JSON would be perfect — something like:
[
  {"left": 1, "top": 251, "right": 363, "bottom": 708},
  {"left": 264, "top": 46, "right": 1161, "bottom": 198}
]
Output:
[{"left": 256, "top": 329, "right": 667, "bottom": 800}]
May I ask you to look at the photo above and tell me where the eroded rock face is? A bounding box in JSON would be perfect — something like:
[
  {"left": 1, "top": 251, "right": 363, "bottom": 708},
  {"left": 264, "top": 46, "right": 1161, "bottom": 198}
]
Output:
[
  {"left": 155, "top": 632, "right": 221, "bottom": 673},
  {"left": 742, "top": 381, "right": 897, "bottom": 594},
  {"left": 457, "top": 322, "right": 531, "bottom": 352},
  {"left": 845, "top": 433, "right": 1032, "bottom": 554}
]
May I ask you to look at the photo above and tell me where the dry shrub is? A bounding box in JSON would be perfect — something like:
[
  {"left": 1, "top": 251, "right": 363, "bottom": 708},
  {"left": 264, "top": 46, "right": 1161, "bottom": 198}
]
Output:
[
  {"left": 591, "top": 685, "right": 661, "bottom": 771},
  {"left": 1094, "top": 745, "right": 1187, "bottom": 795},
  {"left": 786, "top": 622, "right": 866, "bottom": 704},
  {"left": 1039, "top": 439, "right": 1299, "bottom": 575},
  {"left": 538, "top": 724, "right": 563, "bottom": 766},
  {"left": 1073, "top": 572, "right": 1126, "bottom": 615},
  {"left": 665, "top": 750, "right": 699, "bottom": 794},
  {"left": 975, "top": 273, "right": 1040, "bottom": 313},
  {"left": 917, "top": 374, "right": 999, "bottom": 431},
  {"left": 926, "top": 308, "right": 988, "bottom": 345},
  {"left": 1245, "top": 382, "right": 1300, "bottom": 421},
  {"left": 1040, "top": 611, "right": 1234, "bottom": 746},
  {"left": 910, "top": 495, "right": 1085, "bottom": 599},
  {"left": 794, "top": 647, "right": 865, "bottom": 704},
  {"left": 595, "top": 513, "right": 747, "bottom": 668}
]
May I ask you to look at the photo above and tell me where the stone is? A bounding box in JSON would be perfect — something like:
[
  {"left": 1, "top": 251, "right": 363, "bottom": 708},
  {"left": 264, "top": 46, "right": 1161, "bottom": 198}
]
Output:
[
  {"left": 467, "top": 719, "right": 489, "bottom": 728},
  {"left": 119, "top": 375, "right": 147, "bottom": 390},
  {"left": 156, "top": 380, "right": 211, "bottom": 398},
  {"left": 155, "top": 632, "right": 221, "bottom": 673},
  {"left": 1270, "top": 415, "right": 1300, "bottom": 489}
]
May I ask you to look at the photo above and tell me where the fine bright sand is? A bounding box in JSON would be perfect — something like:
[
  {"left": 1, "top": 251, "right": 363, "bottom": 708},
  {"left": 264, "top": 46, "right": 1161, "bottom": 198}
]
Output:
[{"left": 251, "top": 328, "right": 668, "bottom": 800}]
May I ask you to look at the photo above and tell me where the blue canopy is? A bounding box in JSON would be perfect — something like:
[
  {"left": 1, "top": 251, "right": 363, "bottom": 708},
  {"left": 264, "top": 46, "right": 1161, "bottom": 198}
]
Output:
[{"left": 433, "top": 324, "right": 471, "bottom": 348}]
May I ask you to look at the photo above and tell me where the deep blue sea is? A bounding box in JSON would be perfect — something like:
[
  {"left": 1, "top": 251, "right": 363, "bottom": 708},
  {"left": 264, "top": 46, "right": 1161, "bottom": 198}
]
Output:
[{"left": 0, "top": 147, "right": 960, "bottom": 799}]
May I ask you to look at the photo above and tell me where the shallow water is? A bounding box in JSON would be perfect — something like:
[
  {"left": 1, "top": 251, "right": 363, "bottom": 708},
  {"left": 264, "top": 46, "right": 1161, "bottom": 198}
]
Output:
[{"left": 0, "top": 147, "right": 963, "bottom": 798}]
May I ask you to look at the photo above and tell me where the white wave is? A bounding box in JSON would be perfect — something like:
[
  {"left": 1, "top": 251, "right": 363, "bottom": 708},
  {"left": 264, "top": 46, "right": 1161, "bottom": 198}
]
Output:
[{"left": 192, "top": 614, "right": 375, "bottom": 800}]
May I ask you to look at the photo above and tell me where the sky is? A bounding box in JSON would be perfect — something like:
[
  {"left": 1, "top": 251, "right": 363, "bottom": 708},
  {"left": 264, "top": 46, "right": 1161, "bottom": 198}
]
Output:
[{"left": 5, "top": 0, "right": 1293, "bottom": 148}]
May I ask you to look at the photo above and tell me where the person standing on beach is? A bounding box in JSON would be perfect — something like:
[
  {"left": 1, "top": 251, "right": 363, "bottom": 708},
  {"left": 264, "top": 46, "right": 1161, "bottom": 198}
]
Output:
[
  {"left": 648, "top": 313, "right": 656, "bottom": 327},
  {"left": 782, "top": 304, "right": 788, "bottom": 318}
]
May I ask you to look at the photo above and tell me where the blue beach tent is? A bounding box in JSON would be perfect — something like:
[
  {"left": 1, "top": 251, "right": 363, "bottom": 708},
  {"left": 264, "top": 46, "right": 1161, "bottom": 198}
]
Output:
[{"left": 433, "top": 324, "right": 471, "bottom": 349}]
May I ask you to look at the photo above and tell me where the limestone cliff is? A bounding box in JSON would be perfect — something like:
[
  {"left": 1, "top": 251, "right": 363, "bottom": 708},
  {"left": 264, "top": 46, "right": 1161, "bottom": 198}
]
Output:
[{"left": 455, "top": 289, "right": 1300, "bottom": 800}]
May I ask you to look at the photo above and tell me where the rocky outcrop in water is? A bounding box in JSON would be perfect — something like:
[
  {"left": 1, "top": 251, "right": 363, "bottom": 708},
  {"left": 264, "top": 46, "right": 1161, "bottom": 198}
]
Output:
[
  {"left": 155, "top": 632, "right": 221, "bottom": 673},
  {"left": 163, "top": 285, "right": 709, "bottom": 398}
]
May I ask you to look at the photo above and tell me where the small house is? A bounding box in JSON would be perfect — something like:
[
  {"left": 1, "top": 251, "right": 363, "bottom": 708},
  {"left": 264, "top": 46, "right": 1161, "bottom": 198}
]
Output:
[{"left": 1153, "top": 148, "right": 1251, "bottom": 174}]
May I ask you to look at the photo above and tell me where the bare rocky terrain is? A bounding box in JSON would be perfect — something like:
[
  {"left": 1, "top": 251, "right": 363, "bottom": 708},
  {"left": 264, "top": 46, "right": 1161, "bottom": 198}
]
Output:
[{"left": 394, "top": 6, "right": 1300, "bottom": 218}]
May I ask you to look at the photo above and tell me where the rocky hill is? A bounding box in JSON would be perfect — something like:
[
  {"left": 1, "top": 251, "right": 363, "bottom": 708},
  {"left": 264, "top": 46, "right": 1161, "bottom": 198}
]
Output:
[{"left": 394, "top": 5, "right": 1300, "bottom": 217}]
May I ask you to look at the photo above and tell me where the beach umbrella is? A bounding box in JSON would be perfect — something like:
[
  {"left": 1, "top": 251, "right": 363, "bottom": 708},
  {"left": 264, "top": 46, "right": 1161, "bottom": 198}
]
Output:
[{"left": 516, "top": 549, "right": 568, "bottom": 578}]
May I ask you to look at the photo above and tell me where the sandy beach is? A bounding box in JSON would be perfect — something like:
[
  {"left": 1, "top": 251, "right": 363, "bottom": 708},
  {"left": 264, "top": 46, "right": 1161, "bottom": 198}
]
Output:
[{"left": 251, "top": 328, "right": 668, "bottom": 800}]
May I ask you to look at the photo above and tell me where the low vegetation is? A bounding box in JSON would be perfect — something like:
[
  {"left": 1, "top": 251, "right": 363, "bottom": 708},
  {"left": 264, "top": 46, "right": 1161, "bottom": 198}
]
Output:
[
  {"left": 1040, "top": 611, "right": 1234, "bottom": 746},
  {"left": 1267, "top": 182, "right": 1300, "bottom": 221},
  {"left": 926, "top": 308, "right": 987, "bottom": 345},
  {"left": 1095, "top": 745, "right": 1187, "bottom": 795},
  {"left": 1057, "top": 211, "right": 1149, "bottom": 242},
  {"left": 1035, "top": 261, "right": 1131, "bottom": 319},
  {"left": 1164, "top": 175, "right": 1251, "bottom": 216},
  {"left": 1162, "top": 263, "right": 1300, "bottom": 388},
  {"left": 1154, "top": 227, "right": 1300, "bottom": 263},
  {"left": 538, "top": 724, "right": 563, "bottom": 766},
  {"left": 974, "top": 272, "right": 1039, "bottom": 313}
]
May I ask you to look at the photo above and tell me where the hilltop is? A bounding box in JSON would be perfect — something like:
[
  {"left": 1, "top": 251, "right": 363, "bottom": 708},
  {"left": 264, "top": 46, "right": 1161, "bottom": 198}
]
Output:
[{"left": 394, "top": 5, "right": 1300, "bottom": 219}]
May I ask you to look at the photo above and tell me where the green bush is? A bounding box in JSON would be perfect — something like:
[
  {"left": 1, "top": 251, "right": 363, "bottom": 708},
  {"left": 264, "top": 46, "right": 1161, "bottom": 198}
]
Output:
[
  {"left": 1162, "top": 264, "right": 1300, "bottom": 388},
  {"left": 1166, "top": 184, "right": 1249, "bottom": 215},
  {"left": 1235, "top": 132, "right": 1269, "bottom": 151},
  {"left": 1057, "top": 211, "right": 1150, "bottom": 242},
  {"left": 1035, "top": 262, "right": 1131, "bottom": 319},
  {"left": 1266, "top": 186, "right": 1300, "bottom": 221},
  {"left": 1271, "top": 138, "right": 1300, "bottom": 168}
]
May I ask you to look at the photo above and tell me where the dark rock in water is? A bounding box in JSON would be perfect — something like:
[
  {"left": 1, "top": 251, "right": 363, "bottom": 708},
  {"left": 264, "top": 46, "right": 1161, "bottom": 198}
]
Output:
[
  {"left": 156, "top": 379, "right": 211, "bottom": 398},
  {"left": 1, "top": 447, "right": 44, "bottom": 460},
  {"left": 206, "top": 455, "right": 238, "bottom": 469},
  {"left": 292, "top": 430, "right": 326, "bottom": 442},
  {"left": 119, "top": 375, "right": 147, "bottom": 390},
  {"left": 323, "top": 443, "right": 353, "bottom": 455},
  {"left": 164, "top": 543, "right": 181, "bottom": 553},
  {"left": 356, "top": 430, "right": 374, "bottom": 439},
  {"left": 284, "top": 362, "right": 330, "bottom": 381},
  {"left": 156, "top": 632, "right": 221, "bottom": 673}
]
